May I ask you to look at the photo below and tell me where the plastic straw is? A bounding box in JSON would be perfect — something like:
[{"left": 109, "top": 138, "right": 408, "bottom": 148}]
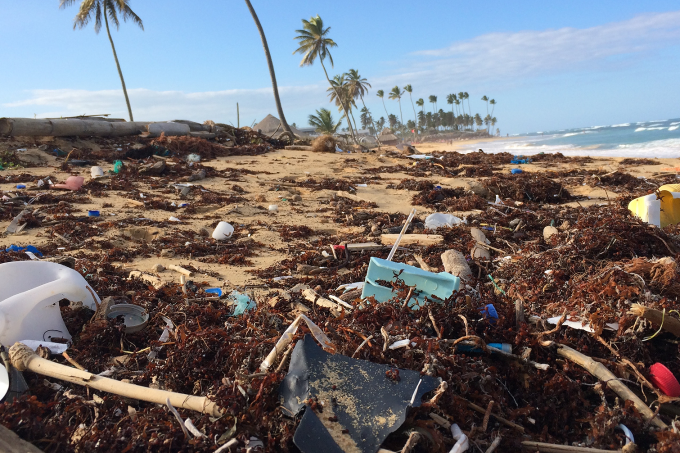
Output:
[{"left": 386, "top": 208, "right": 416, "bottom": 261}]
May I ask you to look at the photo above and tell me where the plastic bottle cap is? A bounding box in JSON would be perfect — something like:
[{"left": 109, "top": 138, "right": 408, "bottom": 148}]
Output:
[{"left": 649, "top": 363, "right": 680, "bottom": 397}]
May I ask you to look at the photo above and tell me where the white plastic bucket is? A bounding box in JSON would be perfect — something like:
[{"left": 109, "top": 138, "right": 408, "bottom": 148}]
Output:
[{"left": 0, "top": 261, "right": 100, "bottom": 345}]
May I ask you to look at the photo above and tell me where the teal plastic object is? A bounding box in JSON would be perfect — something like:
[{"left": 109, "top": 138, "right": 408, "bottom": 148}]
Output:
[
  {"left": 229, "top": 290, "right": 256, "bottom": 316},
  {"left": 361, "top": 257, "right": 460, "bottom": 307}
]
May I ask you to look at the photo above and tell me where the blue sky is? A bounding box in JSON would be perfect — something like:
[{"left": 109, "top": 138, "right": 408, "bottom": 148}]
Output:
[{"left": 1, "top": 0, "right": 680, "bottom": 134}]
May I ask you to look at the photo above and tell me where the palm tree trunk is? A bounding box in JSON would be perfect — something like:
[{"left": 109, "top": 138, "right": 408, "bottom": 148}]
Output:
[
  {"left": 319, "top": 59, "right": 358, "bottom": 144},
  {"left": 244, "top": 0, "right": 293, "bottom": 136},
  {"left": 381, "top": 99, "right": 389, "bottom": 119},
  {"left": 103, "top": 3, "right": 134, "bottom": 122},
  {"left": 408, "top": 94, "right": 417, "bottom": 139}
]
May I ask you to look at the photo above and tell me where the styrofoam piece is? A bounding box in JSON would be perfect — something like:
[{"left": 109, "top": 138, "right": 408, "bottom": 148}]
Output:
[
  {"left": 91, "top": 166, "right": 104, "bottom": 178},
  {"left": 212, "top": 222, "right": 234, "bottom": 240},
  {"left": 425, "top": 213, "right": 464, "bottom": 229},
  {"left": 547, "top": 316, "right": 618, "bottom": 332},
  {"left": 0, "top": 261, "right": 100, "bottom": 345},
  {"left": 0, "top": 365, "right": 9, "bottom": 401},
  {"left": 336, "top": 282, "right": 364, "bottom": 292},
  {"left": 18, "top": 340, "right": 69, "bottom": 354},
  {"left": 361, "top": 257, "right": 460, "bottom": 307}
]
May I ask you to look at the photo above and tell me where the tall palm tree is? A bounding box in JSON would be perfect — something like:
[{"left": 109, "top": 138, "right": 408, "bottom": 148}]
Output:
[
  {"left": 60, "top": 0, "right": 142, "bottom": 122},
  {"left": 464, "top": 92, "right": 471, "bottom": 117},
  {"left": 428, "top": 95, "right": 437, "bottom": 113},
  {"left": 403, "top": 85, "right": 417, "bottom": 136},
  {"left": 327, "top": 74, "right": 358, "bottom": 132},
  {"left": 491, "top": 117, "right": 497, "bottom": 135},
  {"left": 454, "top": 99, "right": 461, "bottom": 117},
  {"left": 446, "top": 94, "right": 456, "bottom": 130},
  {"left": 481, "top": 95, "right": 489, "bottom": 116},
  {"left": 308, "top": 108, "right": 342, "bottom": 134},
  {"left": 388, "top": 86, "right": 404, "bottom": 124},
  {"left": 416, "top": 98, "right": 424, "bottom": 115},
  {"left": 294, "top": 15, "right": 358, "bottom": 144},
  {"left": 244, "top": 0, "right": 293, "bottom": 137},
  {"left": 345, "top": 69, "right": 380, "bottom": 144},
  {"left": 376, "top": 90, "right": 390, "bottom": 118},
  {"left": 489, "top": 99, "right": 497, "bottom": 117}
]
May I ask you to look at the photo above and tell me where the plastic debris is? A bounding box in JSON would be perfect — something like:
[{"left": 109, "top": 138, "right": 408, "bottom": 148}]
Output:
[
  {"left": 280, "top": 334, "right": 440, "bottom": 453},
  {"left": 649, "top": 363, "right": 680, "bottom": 397},
  {"left": 4, "top": 245, "right": 43, "bottom": 257},
  {"left": 425, "top": 213, "right": 464, "bottom": 229},
  {"left": 229, "top": 291, "right": 256, "bottom": 316},
  {"left": 362, "top": 257, "right": 460, "bottom": 307},
  {"left": 212, "top": 222, "right": 234, "bottom": 240}
]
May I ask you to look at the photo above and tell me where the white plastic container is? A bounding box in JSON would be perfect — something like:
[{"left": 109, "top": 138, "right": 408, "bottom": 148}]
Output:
[
  {"left": 424, "top": 213, "right": 464, "bottom": 229},
  {"left": 268, "top": 205, "right": 279, "bottom": 212},
  {"left": 212, "top": 222, "right": 234, "bottom": 240},
  {"left": 90, "top": 166, "right": 105, "bottom": 178},
  {"left": 0, "top": 261, "right": 100, "bottom": 345}
]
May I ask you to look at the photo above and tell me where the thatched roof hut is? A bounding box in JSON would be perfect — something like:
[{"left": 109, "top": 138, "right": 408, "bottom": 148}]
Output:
[
  {"left": 379, "top": 128, "right": 399, "bottom": 145},
  {"left": 253, "top": 114, "right": 306, "bottom": 138}
]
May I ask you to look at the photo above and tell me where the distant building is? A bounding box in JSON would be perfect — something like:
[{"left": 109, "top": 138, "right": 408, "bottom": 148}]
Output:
[
  {"left": 253, "top": 114, "right": 308, "bottom": 139},
  {"left": 379, "top": 128, "right": 399, "bottom": 146}
]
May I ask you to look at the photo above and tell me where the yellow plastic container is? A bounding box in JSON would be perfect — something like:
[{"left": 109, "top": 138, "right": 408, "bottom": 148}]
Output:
[{"left": 628, "top": 184, "right": 680, "bottom": 227}]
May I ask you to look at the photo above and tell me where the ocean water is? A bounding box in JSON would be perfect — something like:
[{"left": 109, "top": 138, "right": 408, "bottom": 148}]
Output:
[{"left": 460, "top": 118, "right": 680, "bottom": 158}]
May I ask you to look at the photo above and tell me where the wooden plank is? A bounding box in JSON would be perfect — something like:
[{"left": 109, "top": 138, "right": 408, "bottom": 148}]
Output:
[
  {"left": 381, "top": 234, "right": 443, "bottom": 246},
  {"left": 521, "top": 441, "right": 620, "bottom": 452}
]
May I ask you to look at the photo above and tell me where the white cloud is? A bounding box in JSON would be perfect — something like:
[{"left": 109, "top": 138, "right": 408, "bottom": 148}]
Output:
[
  {"left": 375, "top": 10, "right": 680, "bottom": 90},
  {"left": 4, "top": 11, "right": 680, "bottom": 124},
  {"left": 3, "top": 85, "right": 327, "bottom": 125}
]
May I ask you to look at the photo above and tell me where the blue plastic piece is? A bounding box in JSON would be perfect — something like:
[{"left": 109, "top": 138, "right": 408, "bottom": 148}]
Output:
[
  {"left": 88, "top": 210, "right": 100, "bottom": 217},
  {"left": 361, "top": 257, "right": 460, "bottom": 308},
  {"left": 16, "top": 184, "right": 26, "bottom": 189},
  {"left": 205, "top": 288, "right": 223, "bottom": 297},
  {"left": 510, "top": 155, "right": 531, "bottom": 164},
  {"left": 456, "top": 342, "right": 512, "bottom": 354},
  {"left": 5, "top": 245, "right": 43, "bottom": 257},
  {"left": 229, "top": 290, "right": 256, "bottom": 316},
  {"left": 511, "top": 168, "right": 523, "bottom": 174},
  {"left": 480, "top": 304, "right": 499, "bottom": 324}
]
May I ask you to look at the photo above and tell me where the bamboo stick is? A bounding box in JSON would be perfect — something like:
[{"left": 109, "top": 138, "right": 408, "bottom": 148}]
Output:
[
  {"left": 556, "top": 344, "right": 667, "bottom": 429},
  {"left": 9, "top": 343, "right": 221, "bottom": 417},
  {"left": 521, "top": 441, "right": 621, "bottom": 452}
]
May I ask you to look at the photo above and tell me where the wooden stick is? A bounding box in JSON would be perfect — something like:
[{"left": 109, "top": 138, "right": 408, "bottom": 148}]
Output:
[
  {"left": 460, "top": 398, "right": 525, "bottom": 433},
  {"left": 62, "top": 352, "right": 86, "bottom": 371},
  {"left": 399, "top": 432, "right": 421, "bottom": 453},
  {"left": 167, "top": 264, "right": 193, "bottom": 277},
  {"left": 381, "top": 234, "right": 443, "bottom": 246},
  {"left": 556, "top": 343, "right": 667, "bottom": 429},
  {"left": 351, "top": 335, "right": 374, "bottom": 358},
  {"left": 9, "top": 342, "right": 221, "bottom": 417},
  {"left": 521, "top": 441, "right": 620, "bottom": 452},
  {"left": 628, "top": 304, "right": 680, "bottom": 337},
  {"left": 129, "top": 271, "right": 166, "bottom": 290},
  {"left": 428, "top": 309, "right": 442, "bottom": 339},
  {"left": 482, "top": 400, "right": 494, "bottom": 432},
  {"left": 485, "top": 436, "right": 502, "bottom": 453}
]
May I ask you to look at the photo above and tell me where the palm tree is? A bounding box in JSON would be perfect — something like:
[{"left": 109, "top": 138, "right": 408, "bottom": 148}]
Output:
[
  {"left": 60, "top": 0, "right": 142, "bottom": 122},
  {"left": 388, "top": 86, "right": 404, "bottom": 124},
  {"left": 308, "top": 108, "right": 342, "bottom": 134},
  {"left": 294, "top": 15, "right": 358, "bottom": 144},
  {"left": 376, "top": 89, "right": 390, "bottom": 118},
  {"left": 345, "top": 69, "right": 380, "bottom": 144},
  {"left": 491, "top": 117, "right": 497, "bottom": 135},
  {"left": 464, "top": 92, "right": 471, "bottom": 117},
  {"left": 327, "top": 74, "right": 358, "bottom": 132},
  {"left": 489, "top": 99, "right": 497, "bottom": 117},
  {"left": 474, "top": 113, "right": 483, "bottom": 130},
  {"left": 481, "top": 95, "right": 489, "bottom": 116},
  {"left": 403, "top": 85, "right": 417, "bottom": 136},
  {"left": 428, "top": 95, "right": 437, "bottom": 113},
  {"left": 416, "top": 98, "right": 424, "bottom": 116},
  {"left": 244, "top": 0, "right": 293, "bottom": 137},
  {"left": 484, "top": 114, "right": 492, "bottom": 133},
  {"left": 446, "top": 94, "right": 456, "bottom": 129}
]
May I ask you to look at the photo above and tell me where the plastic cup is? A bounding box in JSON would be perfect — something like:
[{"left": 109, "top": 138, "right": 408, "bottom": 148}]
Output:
[{"left": 212, "top": 222, "right": 234, "bottom": 240}]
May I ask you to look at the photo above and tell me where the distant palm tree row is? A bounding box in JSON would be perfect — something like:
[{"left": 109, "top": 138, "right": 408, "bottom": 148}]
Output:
[{"left": 59, "top": 2, "right": 499, "bottom": 141}]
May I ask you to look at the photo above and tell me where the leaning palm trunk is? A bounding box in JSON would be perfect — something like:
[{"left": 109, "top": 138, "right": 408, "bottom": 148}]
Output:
[
  {"left": 319, "top": 60, "right": 358, "bottom": 145},
  {"left": 104, "top": 3, "right": 133, "bottom": 122},
  {"left": 245, "top": 0, "right": 293, "bottom": 138}
]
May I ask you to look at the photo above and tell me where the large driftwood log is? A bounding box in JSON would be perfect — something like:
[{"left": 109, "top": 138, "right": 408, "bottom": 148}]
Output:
[
  {"left": 9, "top": 343, "right": 221, "bottom": 417},
  {"left": 0, "top": 118, "right": 151, "bottom": 137}
]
